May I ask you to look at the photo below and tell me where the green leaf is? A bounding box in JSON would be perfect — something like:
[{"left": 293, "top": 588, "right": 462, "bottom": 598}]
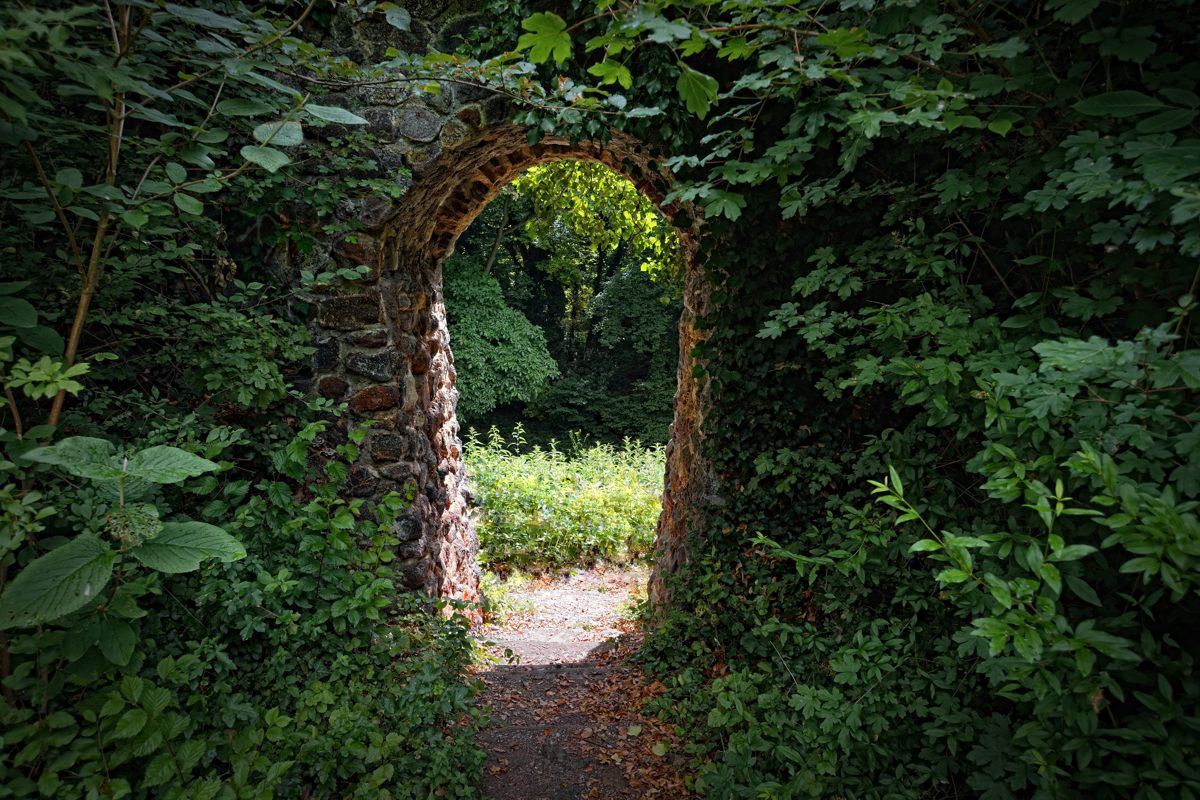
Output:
[
  {"left": 24, "top": 437, "right": 124, "bottom": 481},
  {"left": 517, "top": 12, "right": 571, "bottom": 64},
  {"left": 125, "top": 446, "right": 218, "bottom": 483},
  {"left": 0, "top": 281, "right": 30, "bottom": 295},
  {"left": 384, "top": 5, "right": 410, "bottom": 31},
  {"left": 55, "top": 168, "right": 83, "bottom": 189},
  {"left": 304, "top": 104, "right": 369, "bottom": 125},
  {"left": 935, "top": 568, "right": 972, "bottom": 584},
  {"left": 164, "top": 163, "right": 187, "bottom": 184},
  {"left": 143, "top": 753, "right": 175, "bottom": 788},
  {"left": 164, "top": 3, "right": 241, "bottom": 31},
  {"left": 1046, "top": 0, "right": 1100, "bottom": 23},
  {"left": 112, "top": 708, "right": 148, "bottom": 739},
  {"left": 676, "top": 64, "right": 718, "bottom": 119},
  {"left": 97, "top": 619, "right": 137, "bottom": 666},
  {"left": 121, "top": 208, "right": 150, "bottom": 230},
  {"left": 908, "top": 539, "right": 942, "bottom": 553},
  {"left": 587, "top": 60, "right": 633, "bottom": 90},
  {"left": 0, "top": 534, "right": 116, "bottom": 629},
  {"left": 1074, "top": 90, "right": 1166, "bottom": 118},
  {"left": 701, "top": 190, "right": 745, "bottom": 221},
  {"left": 252, "top": 120, "right": 304, "bottom": 146},
  {"left": 14, "top": 324, "right": 61, "bottom": 355},
  {"left": 240, "top": 145, "right": 290, "bottom": 173},
  {"left": 130, "top": 521, "right": 246, "bottom": 573},
  {"left": 0, "top": 296, "right": 37, "bottom": 328},
  {"left": 217, "top": 98, "right": 273, "bottom": 117},
  {"left": 173, "top": 194, "right": 203, "bottom": 216},
  {"left": 1135, "top": 109, "right": 1198, "bottom": 133}
]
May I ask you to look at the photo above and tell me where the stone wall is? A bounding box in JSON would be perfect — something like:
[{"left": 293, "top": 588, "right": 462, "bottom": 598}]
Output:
[{"left": 285, "top": 5, "right": 712, "bottom": 608}]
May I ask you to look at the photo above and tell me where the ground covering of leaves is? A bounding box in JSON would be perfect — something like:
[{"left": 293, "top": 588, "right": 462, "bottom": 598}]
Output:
[{"left": 473, "top": 568, "right": 695, "bottom": 799}]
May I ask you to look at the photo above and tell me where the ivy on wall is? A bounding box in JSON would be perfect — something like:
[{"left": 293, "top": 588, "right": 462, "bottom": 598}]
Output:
[{"left": 482, "top": 0, "right": 1200, "bottom": 796}]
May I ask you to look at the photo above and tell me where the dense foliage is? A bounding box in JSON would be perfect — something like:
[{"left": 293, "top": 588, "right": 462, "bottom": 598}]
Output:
[
  {"left": 0, "top": 3, "right": 481, "bottom": 797},
  {"left": 486, "top": 0, "right": 1200, "bottom": 797},
  {"left": 444, "top": 161, "right": 681, "bottom": 443},
  {"left": 465, "top": 426, "right": 664, "bottom": 571}
]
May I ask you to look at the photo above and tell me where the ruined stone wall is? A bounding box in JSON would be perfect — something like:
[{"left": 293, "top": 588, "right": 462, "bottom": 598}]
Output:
[{"left": 284, "top": 5, "right": 712, "bottom": 607}]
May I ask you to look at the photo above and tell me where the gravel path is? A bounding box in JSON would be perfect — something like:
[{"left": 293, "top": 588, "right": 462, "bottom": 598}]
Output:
[
  {"left": 472, "top": 566, "right": 695, "bottom": 800},
  {"left": 477, "top": 566, "right": 646, "bottom": 664}
]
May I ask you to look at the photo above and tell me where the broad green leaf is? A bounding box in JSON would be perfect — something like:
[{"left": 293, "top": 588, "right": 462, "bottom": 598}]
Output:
[
  {"left": 164, "top": 162, "right": 187, "bottom": 184},
  {"left": 702, "top": 190, "right": 745, "bottom": 221},
  {"left": 130, "top": 521, "right": 246, "bottom": 573},
  {"left": 125, "top": 446, "right": 218, "bottom": 483},
  {"left": 112, "top": 708, "right": 148, "bottom": 739},
  {"left": 217, "top": 98, "right": 273, "bottom": 117},
  {"left": 304, "top": 104, "right": 369, "bottom": 125},
  {"left": 16, "top": 324, "right": 63, "bottom": 355},
  {"left": 55, "top": 168, "right": 83, "bottom": 189},
  {"left": 0, "top": 281, "right": 30, "bottom": 295},
  {"left": 517, "top": 12, "right": 571, "bottom": 64},
  {"left": 1046, "top": 0, "right": 1100, "bottom": 23},
  {"left": 625, "top": 106, "right": 663, "bottom": 118},
  {"left": 0, "top": 534, "right": 116, "bottom": 629},
  {"left": 97, "top": 619, "right": 137, "bottom": 666},
  {"left": 935, "top": 568, "right": 971, "bottom": 584},
  {"left": 24, "top": 437, "right": 124, "bottom": 481},
  {"left": 1135, "top": 109, "right": 1198, "bottom": 133},
  {"left": 588, "top": 60, "right": 633, "bottom": 90},
  {"left": 143, "top": 753, "right": 175, "bottom": 788},
  {"left": 252, "top": 120, "right": 304, "bottom": 146},
  {"left": 384, "top": 5, "right": 410, "bottom": 31},
  {"left": 0, "top": 296, "right": 37, "bottom": 328},
  {"left": 676, "top": 64, "right": 718, "bottom": 119},
  {"left": 164, "top": 3, "right": 242, "bottom": 30},
  {"left": 1074, "top": 90, "right": 1165, "bottom": 118},
  {"left": 240, "top": 145, "right": 290, "bottom": 173},
  {"left": 174, "top": 194, "right": 203, "bottom": 216},
  {"left": 121, "top": 208, "right": 150, "bottom": 230}
]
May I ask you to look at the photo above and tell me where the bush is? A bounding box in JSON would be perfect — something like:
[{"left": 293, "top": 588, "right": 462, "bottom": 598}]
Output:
[{"left": 465, "top": 426, "right": 664, "bottom": 571}]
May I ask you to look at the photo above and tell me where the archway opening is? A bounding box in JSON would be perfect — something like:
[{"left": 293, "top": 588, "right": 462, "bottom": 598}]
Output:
[{"left": 442, "top": 159, "right": 683, "bottom": 662}]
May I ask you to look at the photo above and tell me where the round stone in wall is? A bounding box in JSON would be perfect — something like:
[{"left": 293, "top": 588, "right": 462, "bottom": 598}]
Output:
[{"left": 397, "top": 105, "right": 443, "bottom": 143}]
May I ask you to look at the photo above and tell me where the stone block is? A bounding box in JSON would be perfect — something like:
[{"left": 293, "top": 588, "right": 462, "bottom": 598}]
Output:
[
  {"left": 350, "top": 329, "right": 389, "bottom": 348},
  {"left": 380, "top": 460, "right": 423, "bottom": 483},
  {"left": 331, "top": 235, "right": 380, "bottom": 271},
  {"left": 398, "top": 555, "right": 432, "bottom": 590},
  {"left": 346, "top": 465, "right": 380, "bottom": 498},
  {"left": 346, "top": 350, "right": 397, "bottom": 382},
  {"left": 317, "top": 294, "right": 382, "bottom": 330},
  {"left": 370, "top": 432, "right": 409, "bottom": 462},
  {"left": 313, "top": 337, "right": 338, "bottom": 370},
  {"left": 396, "top": 105, "right": 442, "bottom": 142},
  {"left": 349, "top": 385, "right": 400, "bottom": 413},
  {"left": 392, "top": 511, "right": 423, "bottom": 543},
  {"left": 361, "top": 194, "right": 402, "bottom": 229},
  {"left": 316, "top": 375, "right": 348, "bottom": 399},
  {"left": 411, "top": 344, "right": 432, "bottom": 375}
]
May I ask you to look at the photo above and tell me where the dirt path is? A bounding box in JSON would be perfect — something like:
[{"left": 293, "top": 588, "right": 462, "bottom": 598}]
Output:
[{"left": 473, "top": 567, "right": 695, "bottom": 800}]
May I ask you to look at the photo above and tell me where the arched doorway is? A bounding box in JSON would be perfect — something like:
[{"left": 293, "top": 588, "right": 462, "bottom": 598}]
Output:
[{"left": 307, "top": 125, "right": 710, "bottom": 606}]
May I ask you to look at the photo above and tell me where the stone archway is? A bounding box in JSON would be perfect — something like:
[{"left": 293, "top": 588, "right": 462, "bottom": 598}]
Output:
[{"left": 306, "top": 123, "right": 711, "bottom": 607}]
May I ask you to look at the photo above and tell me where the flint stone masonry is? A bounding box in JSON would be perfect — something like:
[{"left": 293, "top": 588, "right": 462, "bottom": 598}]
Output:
[
  {"left": 317, "top": 294, "right": 382, "bottom": 330},
  {"left": 290, "top": 4, "right": 713, "bottom": 611}
]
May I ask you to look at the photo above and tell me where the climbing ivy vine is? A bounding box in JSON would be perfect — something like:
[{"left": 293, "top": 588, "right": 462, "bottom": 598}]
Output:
[{"left": 481, "top": 0, "right": 1200, "bottom": 796}]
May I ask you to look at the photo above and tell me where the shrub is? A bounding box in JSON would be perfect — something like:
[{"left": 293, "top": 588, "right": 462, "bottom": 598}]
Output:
[{"left": 465, "top": 426, "right": 664, "bottom": 571}]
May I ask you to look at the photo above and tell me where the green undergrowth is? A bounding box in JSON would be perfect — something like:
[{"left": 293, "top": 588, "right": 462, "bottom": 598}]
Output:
[{"left": 465, "top": 426, "right": 665, "bottom": 572}]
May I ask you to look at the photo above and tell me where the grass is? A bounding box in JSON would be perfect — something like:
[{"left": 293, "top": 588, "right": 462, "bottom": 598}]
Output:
[{"left": 464, "top": 425, "right": 665, "bottom": 572}]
